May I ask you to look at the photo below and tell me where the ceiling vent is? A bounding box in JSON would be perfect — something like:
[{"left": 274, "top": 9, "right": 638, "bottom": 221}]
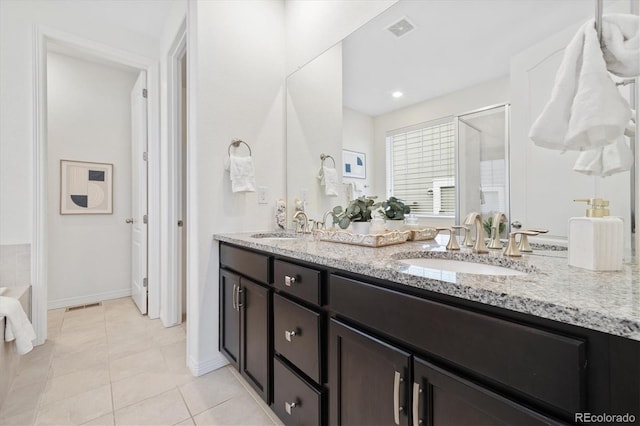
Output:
[{"left": 386, "top": 17, "right": 416, "bottom": 38}]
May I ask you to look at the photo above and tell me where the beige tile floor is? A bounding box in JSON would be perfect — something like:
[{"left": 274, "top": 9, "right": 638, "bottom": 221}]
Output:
[{"left": 0, "top": 297, "right": 282, "bottom": 426}]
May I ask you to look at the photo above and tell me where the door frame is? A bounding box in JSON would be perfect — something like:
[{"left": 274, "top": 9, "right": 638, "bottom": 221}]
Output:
[
  {"left": 161, "top": 19, "right": 187, "bottom": 327},
  {"left": 32, "top": 25, "right": 161, "bottom": 344}
]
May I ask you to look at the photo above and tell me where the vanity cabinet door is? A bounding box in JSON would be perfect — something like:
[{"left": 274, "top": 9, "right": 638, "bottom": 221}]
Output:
[
  {"left": 220, "top": 269, "right": 240, "bottom": 369},
  {"left": 240, "top": 278, "right": 271, "bottom": 404},
  {"left": 329, "top": 319, "right": 411, "bottom": 426},
  {"left": 412, "top": 357, "right": 562, "bottom": 426}
]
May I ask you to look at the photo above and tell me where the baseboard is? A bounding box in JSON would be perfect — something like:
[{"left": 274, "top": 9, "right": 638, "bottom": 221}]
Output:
[
  {"left": 188, "top": 352, "right": 229, "bottom": 376},
  {"left": 48, "top": 288, "right": 131, "bottom": 310}
]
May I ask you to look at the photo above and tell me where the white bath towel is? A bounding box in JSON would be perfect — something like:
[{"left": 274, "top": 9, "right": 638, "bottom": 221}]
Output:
[
  {"left": 229, "top": 154, "right": 256, "bottom": 193},
  {"left": 0, "top": 296, "right": 36, "bottom": 355},
  {"left": 573, "top": 136, "right": 633, "bottom": 177},
  {"left": 318, "top": 165, "right": 339, "bottom": 197},
  {"left": 529, "top": 14, "right": 637, "bottom": 151}
]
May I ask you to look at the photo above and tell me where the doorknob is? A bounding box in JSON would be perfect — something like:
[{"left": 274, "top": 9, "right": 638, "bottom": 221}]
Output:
[
  {"left": 178, "top": 220, "right": 184, "bottom": 227},
  {"left": 125, "top": 218, "right": 134, "bottom": 224}
]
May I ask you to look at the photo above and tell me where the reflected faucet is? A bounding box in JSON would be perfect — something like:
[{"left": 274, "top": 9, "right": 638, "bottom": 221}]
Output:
[
  {"left": 488, "top": 212, "right": 508, "bottom": 249},
  {"left": 322, "top": 210, "right": 336, "bottom": 230},
  {"left": 463, "top": 212, "right": 488, "bottom": 253},
  {"left": 293, "top": 211, "right": 309, "bottom": 234}
]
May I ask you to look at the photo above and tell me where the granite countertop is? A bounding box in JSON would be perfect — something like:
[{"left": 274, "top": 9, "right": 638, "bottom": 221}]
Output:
[{"left": 214, "top": 231, "right": 640, "bottom": 341}]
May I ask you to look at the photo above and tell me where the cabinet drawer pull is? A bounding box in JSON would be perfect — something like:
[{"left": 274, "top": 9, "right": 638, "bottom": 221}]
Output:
[
  {"left": 232, "top": 284, "right": 237, "bottom": 310},
  {"left": 284, "top": 275, "right": 297, "bottom": 286},
  {"left": 412, "top": 382, "right": 422, "bottom": 426},
  {"left": 285, "top": 329, "right": 297, "bottom": 342},
  {"left": 236, "top": 288, "right": 244, "bottom": 309},
  {"left": 285, "top": 400, "right": 297, "bottom": 415},
  {"left": 394, "top": 371, "right": 404, "bottom": 425}
]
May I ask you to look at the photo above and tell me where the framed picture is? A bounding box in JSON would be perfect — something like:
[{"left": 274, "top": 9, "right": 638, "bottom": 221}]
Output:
[
  {"left": 342, "top": 150, "right": 366, "bottom": 179},
  {"left": 60, "top": 160, "right": 113, "bottom": 214}
]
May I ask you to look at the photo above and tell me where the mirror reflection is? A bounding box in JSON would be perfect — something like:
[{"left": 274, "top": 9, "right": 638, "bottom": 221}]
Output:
[{"left": 286, "top": 0, "right": 635, "bottom": 245}]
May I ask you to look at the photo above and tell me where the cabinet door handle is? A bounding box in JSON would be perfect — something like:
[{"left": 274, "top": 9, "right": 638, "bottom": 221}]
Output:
[
  {"left": 285, "top": 400, "right": 297, "bottom": 415},
  {"left": 285, "top": 329, "right": 297, "bottom": 342},
  {"left": 394, "top": 371, "right": 404, "bottom": 425},
  {"left": 284, "top": 275, "right": 296, "bottom": 286},
  {"left": 412, "top": 382, "right": 422, "bottom": 426},
  {"left": 236, "top": 288, "right": 244, "bottom": 309},
  {"left": 232, "top": 284, "right": 237, "bottom": 310}
]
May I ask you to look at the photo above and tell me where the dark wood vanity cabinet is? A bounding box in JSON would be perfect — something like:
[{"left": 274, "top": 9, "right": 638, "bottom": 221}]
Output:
[{"left": 219, "top": 245, "right": 271, "bottom": 403}]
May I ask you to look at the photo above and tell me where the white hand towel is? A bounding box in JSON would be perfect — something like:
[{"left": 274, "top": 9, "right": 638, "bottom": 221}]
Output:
[
  {"left": 573, "top": 136, "right": 633, "bottom": 177},
  {"left": 529, "top": 14, "right": 637, "bottom": 151},
  {"left": 625, "top": 111, "right": 636, "bottom": 138},
  {"left": 0, "top": 296, "right": 36, "bottom": 355},
  {"left": 321, "top": 166, "right": 339, "bottom": 197},
  {"left": 229, "top": 154, "right": 256, "bottom": 193},
  {"left": 602, "top": 14, "right": 640, "bottom": 77}
]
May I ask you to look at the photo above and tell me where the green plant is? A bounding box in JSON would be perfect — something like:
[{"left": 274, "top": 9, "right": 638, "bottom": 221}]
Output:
[
  {"left": 381, "top": 196, "right": 410, "bottom": 220},
  {"left": 483, "top": 216, "right": 506, "bottom": 236},
  {"left": 333, "top": 196, "right": 380, "bottom": 229}
]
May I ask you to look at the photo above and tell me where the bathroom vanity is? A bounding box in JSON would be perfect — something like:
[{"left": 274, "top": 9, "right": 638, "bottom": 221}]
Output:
[{"left": 215, "top": 233, "right": 640, "bottom": 425}]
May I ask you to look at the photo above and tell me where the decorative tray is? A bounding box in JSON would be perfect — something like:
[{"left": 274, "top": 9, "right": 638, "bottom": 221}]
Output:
[
  {"left": 407, "top": 227, "right": 438, "bottom": 241},
  {"left": 314, "top": 229, "right": 411, "bottom": 247}
]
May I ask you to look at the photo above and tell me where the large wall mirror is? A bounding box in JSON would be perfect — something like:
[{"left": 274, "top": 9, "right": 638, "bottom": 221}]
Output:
[{"left": 286, "top": 0, "right": 636, "bottom": 247}]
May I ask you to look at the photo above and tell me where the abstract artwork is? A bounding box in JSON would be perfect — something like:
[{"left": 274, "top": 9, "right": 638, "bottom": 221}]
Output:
[
  {"left": 342, "top": 150, "right": 366, "bottom": 179},
  {"left": 60, "top": 160, "right": 113, "bottom": 214}
]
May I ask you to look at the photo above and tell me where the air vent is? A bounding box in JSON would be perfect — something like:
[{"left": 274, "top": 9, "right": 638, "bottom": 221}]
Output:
[
  {"left": 386, "top": 17, "right": 416, "bottom": 38},
  {"left": 65, "top": 302, "right": 102, "bottom": 312}
]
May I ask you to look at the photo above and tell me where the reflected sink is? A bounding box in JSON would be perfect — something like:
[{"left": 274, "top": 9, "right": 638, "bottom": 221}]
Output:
[
  {"left": 250, "top": 232, "right": 303, "bottom": 240},
  {"left": 398, "top": 258, "right": 528, "bottom": 276}
]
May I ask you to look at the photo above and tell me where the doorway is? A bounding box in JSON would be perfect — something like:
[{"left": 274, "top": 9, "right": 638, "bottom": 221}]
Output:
[{"left": 178, "top": 49, "right": 188, "bottom": 324}]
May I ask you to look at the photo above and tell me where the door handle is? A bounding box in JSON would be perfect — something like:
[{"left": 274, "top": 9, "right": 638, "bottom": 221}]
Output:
[
  {"left": 284, "top": 275, "right": 296, "bottom": 286},
  {"left": 285, "top": 329, "right": 297, "bottom": 342},
  {"left": 285, "top": 400, "right": 297, "bottom": 415},
  {"left": 125, "top": 218, "right": 134, "bottom": 224},
  {"left": 236, "top": 288, "right": 243, "bottom": 309},
  {"left": 232, "top": 284, "right": 237, "bottom": 310},
  {"left": 412, "top": 382, "right": 422, "bottom": 426},
  {"left": 393, "top": 371, "right": 404, "bottom": 425},
  {"left": 178, "top": 220, "right": 184, "bottom": 227}
]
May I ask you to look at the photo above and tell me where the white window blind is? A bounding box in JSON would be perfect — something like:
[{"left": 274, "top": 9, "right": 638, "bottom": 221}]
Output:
[{"left": 387, "top": 118, "right": 455, "bottom": 216}]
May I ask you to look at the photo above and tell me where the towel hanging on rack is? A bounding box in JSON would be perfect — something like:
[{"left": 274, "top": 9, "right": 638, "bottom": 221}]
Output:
[
  {"left": 226, "top": 139, "right": 256, "bottom": 193},
  {"left": 317, "top": 154, "right": 339, "bottom": 196}
]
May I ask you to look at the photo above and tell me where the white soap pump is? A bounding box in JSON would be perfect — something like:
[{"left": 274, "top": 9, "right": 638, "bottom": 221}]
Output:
[{"left": 568, "top": 198, "right": 623, "bottom": 271}]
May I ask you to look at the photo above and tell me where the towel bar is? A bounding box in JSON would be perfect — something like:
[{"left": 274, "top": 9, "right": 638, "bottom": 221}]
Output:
[{"left": 228, "top": 139, "right": 252, "bottom": 156}]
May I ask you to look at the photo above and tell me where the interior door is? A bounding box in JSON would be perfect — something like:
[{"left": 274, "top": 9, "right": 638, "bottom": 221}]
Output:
[{"left": 130, "top": 71, "right": 148, "bottom": 314}]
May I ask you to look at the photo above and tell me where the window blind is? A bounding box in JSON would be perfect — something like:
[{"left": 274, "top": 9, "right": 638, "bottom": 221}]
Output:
[{"left": 387, "top": 118, "right": 455, "bottom": 216}]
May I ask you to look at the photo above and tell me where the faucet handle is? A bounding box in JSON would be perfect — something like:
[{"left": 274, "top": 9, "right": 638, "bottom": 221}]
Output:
[
  {"left": 518, "top": 229, "right": 548, "bottom": 252},
  {"left": 436, "top": 227, "right": 461, "bottom": 251},
  {"left": 504, "top": 231, "right": 539, "bottom": 257}
]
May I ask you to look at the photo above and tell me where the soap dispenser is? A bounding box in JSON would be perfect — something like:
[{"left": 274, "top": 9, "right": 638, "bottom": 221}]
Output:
[{"left": 568, "top": 198, "right": 623, "bottom": 271}]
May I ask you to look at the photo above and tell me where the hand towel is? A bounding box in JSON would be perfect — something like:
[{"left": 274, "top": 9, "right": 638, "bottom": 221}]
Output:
[
  {"left": 624, "top": 111, "right": 636, "bottom": 138},
  {"left": 529, "top": 14, "right": 637, "bottom": 151},
  {"left": 320, "top": 165, "right": 339, "bottom": 197},
  {"left": 229, "top": 154, "right": 256, "bottom": 193},
  {"left": 573, "top": 136, "right": 633, "bottom": 177},
  {"left": 0, "top": 296, "right": 36, "bottom": 355}
]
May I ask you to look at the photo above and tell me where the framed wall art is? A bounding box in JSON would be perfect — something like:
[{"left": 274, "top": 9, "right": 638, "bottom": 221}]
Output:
[
  {"left": 342, "top": 150, "right": 366, "bottom": 179},
  {"left": 60, "top": 160, "right": 113, "bottom": 214}
]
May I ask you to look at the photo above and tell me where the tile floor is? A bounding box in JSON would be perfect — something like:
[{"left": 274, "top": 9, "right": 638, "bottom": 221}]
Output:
[{"left": 0, "top": 297, "right": 283, "bottom": 426}]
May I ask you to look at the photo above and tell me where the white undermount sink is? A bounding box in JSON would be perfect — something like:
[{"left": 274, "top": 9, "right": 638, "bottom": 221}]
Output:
[{"left": 398, "top": 258, "right": 528, "bottom": 276}]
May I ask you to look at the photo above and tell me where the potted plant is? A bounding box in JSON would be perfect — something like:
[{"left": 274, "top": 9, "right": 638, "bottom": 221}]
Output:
[
  {"left": 332, "top": 196, "right": 380, "bottom": 233},
  {"left": 380, "top": 196, "right": 410, "bottom": 230}
]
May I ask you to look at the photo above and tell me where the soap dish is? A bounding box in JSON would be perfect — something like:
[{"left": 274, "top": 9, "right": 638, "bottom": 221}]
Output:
[
  {"left": 314, "top": 229, "right": 411, "bottom": 247},
  {"left": 407, "top": 228, "right": 438, "bottom": 241}
]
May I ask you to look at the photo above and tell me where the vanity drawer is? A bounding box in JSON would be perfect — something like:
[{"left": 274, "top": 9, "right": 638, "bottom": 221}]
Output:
[
  {"left": 274, "top": 294, "right": 321, "bottom": 383},
  {"left": 329, "top": 274, "right": 586, "bottom": 415},
  {"left": 273, "top": 356, "right": 322, "bottom": 426},
  {"left": 220, "top": 243, "right": 270, "bottom": 284},
  {"left": 274, "top": 259, "right": 321, "bottom": 305}
]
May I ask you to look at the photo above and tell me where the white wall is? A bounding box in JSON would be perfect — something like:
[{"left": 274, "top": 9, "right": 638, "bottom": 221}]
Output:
[
  {"left": 0, "top": 0, "right": 161, "bottom": 246},
  {"left": 46, "top": 52, "right": 137, "bottom": 308},
  {"left": 187, "top": 0, "right": 286, "bottom": 374},
  {"left": 285, "top": 0, "right": 398, "bottom": 74}
]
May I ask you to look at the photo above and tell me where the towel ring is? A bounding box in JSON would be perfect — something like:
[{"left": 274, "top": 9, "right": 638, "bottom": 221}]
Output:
[
  {"left": 228, "top": 139, "right": 252, "bottom": 156},
  {"left": 320, "top": 154, "right": 336, "bottom": 168}
]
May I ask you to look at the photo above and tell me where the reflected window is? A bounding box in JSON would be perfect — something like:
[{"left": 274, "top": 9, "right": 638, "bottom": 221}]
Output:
[{"left": 386, "top": 117, "right": 455, "bottom": 217}]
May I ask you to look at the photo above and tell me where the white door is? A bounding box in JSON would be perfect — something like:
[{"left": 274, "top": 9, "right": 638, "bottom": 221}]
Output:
[{"left": 130, "top": 71, "right": 148, "bottom": 314}]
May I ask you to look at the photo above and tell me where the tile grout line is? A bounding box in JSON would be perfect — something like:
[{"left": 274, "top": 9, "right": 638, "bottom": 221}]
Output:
[
  {"left": 176, "top": 386, "right": 196, "bottom": 425},
  {"left": 227, "top": 366, "right": 280, "bottom": 425}
]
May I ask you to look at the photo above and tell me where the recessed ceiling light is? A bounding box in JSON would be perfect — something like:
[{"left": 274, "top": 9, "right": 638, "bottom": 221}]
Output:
[{"left": 392, "top": 91, "right": 403, "bottom": 98}]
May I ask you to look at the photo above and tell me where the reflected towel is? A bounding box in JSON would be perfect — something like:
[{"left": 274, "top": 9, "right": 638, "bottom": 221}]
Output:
[
  {"left": 229, "top": 154, "right": 256, "bottom": 193},
  {"left": 529, "top": 14, "right": 637, "bottom": 151},
  {"left": 0, "top": 296, "right": 36, "bottom": 355},
  {"left": 319, "top": 165, "right": 339, "bottom": 197},
  {"left": 573, "top": 136, "right": 633, "bottom": 177}
]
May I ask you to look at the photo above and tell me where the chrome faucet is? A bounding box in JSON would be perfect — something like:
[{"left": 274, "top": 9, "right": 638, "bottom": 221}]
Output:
[
  {"left": 322, "top": 210, "right": 336, "bottom": 230},
  {"left": 488, "top": 212, "right": 508, "bottom": 249},
  {"left": 463, "top": 212, "right": 488, "bottom": 253},
  {"left": 293, "top": 211, "right": 309, "bottom": 234}
]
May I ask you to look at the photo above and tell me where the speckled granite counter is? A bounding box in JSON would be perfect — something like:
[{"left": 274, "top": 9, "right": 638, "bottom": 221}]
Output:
[{"left": 214, "top": 232, "right": 640, "bottom": 341}]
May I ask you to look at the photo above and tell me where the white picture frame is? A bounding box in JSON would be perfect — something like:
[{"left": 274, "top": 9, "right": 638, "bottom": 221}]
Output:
[{"left": 342, "top": 150, "right": 366, "bottom": 179}]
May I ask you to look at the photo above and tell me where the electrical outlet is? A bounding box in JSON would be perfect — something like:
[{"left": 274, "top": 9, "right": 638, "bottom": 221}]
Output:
[{"left": 257, "top": 186, "right": 268, "bottom": 204}]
